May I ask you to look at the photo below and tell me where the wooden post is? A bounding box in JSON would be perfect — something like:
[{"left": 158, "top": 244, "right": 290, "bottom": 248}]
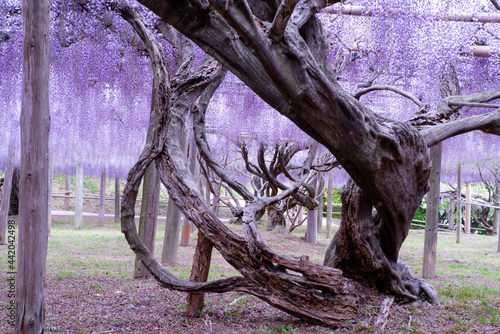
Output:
[
  {"left": 114, "top": 176, "right": 120, "bottom": 224},
  {"left": 98, "top": 169, "right": 106, "bottom": 227},
  {"left": 75, "top": 164, "right": 83, "bottom": 229},
  {"left": 134, "top": 163, "right": 160, "bottom": 278},
  {"left": 456, "top": 164, "right": 461, "bottom": 243},
  {"left": 0, "top": 144, "right": 16, "bottom": 245},
  {"left": 16, "top": 0, "right": 50, "bottom": 330},
  {"left": 180, "top": 137, "right": 198, "bottom": 245},
  {"left": 448, "top": 194, "right": 455, "bottom": 230},
  {"left": 422, "top": 143, "right": 442, "bottom": 279},
  {"left": 186, "top": 180, "right": 216, "bottom": 317},
  {"left": 326, "top": 170, "right": 334, "bottom": 239},
  {"left": 162, "top": 196, "right": 182, "bottom": 265},
  {"left": 64, "top": 173, "right": 70, "bottom": 210},
  {"left": 180, "top": 218, "right": 191, "bottom": 247},
  {"left": 47, "top": 151, "right": 54, "bottom": 234},
  {"left": 186, "top": 230, "right": 214, "bottom": 316},
  {"left": 316, "top": 174, "right": 324, "bottom": 232},
  {"left": 465, "top": 182, "right": 471, "bottom": 233}
]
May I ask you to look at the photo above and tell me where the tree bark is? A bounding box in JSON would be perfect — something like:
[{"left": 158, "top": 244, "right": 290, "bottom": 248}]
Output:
[
  {"left": 16, "top": 0, "right": 50, "bottom": 331},
  {"left": 422, "top": 143, "right": 442, "bottom": 279},
  {"left": 0, "top": 144, "right": 15, "bottom": 245},
  {"left": 98, "top": 169, "right": 106, "bottom": 227},
  {"left": 267, "top": 205, "right": 286, "bottom": 230},
  {"left": 324, "top": 179, "right": 437, "bottom": 300},
  {"left": 134, "top": 163, "right": 160, "bottom": 278},
  {"left": 75, "top": 164, "right": 83, "bottom": 229}
]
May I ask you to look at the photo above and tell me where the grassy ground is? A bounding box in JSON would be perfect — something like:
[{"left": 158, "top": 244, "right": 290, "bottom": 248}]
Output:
[{"left": 1, "top": 216, "right": 499, "bottom": 333}]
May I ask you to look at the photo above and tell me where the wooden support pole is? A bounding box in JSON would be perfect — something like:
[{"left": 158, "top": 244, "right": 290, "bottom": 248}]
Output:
[
  {"left": 456, "top": 164, "right": 461, "bottom": 243},
  {"left": 64, "top": 173, "right": 70, "bottom": 210},
  {"left": 326, "top": 170, "right": 334, "bottom": 239},
  {"left": 114, "top": 176, "right": 120, "bottom": 224},
  {"left": 75, "top": 164, "right": 83, "bottom": 229},
  {"left": 98, "top": 169, "right": 106, "bottom": 227},
  {"left": 186, "top": 230, "right": 214, "bottom": 316},
  {"left": 180, "top": 137, "right": 198, "bottom": 244},
  {"left": 422, "top": 143, "right": 442, "bottom": 279},
  {"left": 316, "top": 174, "right": 325, "bottom": 232},
  {"left": 448, "top": 195, "right": 455, "bottom": 230},
  {"left": 161, "top": 128, "right": 189, "bottom": 265},
  {"left": 465, "top": 182, "right": 471, "bottom": 233},
  {"left": 134, "top": 163, "right": 160, "bottom": 278},
  {"left": 0, "top": 144, "right": 16, "bottom": 245},
  {"left": 16, "top": 0, "right": 50, "bottom": 329}
]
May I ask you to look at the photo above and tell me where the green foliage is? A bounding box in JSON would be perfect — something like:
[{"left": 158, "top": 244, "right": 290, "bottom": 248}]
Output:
[{"left": 256, "top": 323, "right": 296, "bottom": 334}]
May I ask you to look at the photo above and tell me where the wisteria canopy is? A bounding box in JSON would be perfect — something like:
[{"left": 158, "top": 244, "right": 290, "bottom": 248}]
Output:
[{"left": 1, "top": 0, "right": 499, "bottom": 181}]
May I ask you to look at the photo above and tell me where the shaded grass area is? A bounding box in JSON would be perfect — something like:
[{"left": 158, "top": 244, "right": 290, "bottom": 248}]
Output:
[{"left": 0, "top": 218, "right": 499, "bottom": 333}]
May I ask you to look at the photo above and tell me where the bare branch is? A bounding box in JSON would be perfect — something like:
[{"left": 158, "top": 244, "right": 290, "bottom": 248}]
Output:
[
  {"left": 269, "top": 0, "right": 300, "bottom": 42},
  {"left": 354, "top": 85, "right": 428, "bottom": 111},
  {"left": 491, "top": 0, "right": 500, "bottom": 10},
  {"left": 422, "top": 109, "right": 500, "bottom": 147},
  {"left": 192, "top": 68, "right": 256, "bottom": 201},
  {"left": 448, "top": 101, "right": 500, "bottom": 109}
]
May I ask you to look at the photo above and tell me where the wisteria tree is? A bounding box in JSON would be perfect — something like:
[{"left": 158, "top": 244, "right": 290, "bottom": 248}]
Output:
[
  {"left": 2, "top": 0, "right": 500, "bottom": 329},
  {"left": 115, "top": 0, "right": 500, "bottom": 326}
]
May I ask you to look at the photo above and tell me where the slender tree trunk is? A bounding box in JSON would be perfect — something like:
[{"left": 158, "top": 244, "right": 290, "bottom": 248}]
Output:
[
  {"left": 98, "top": 169, "right": 106, "bottom": 227},
  {"left": 422, "top": 143, "right": 442, "bottom": 279},
  {"left": 0, "top": 145, "right": 15, "bottom": 245},
  {"left": 465, "top": 182, "right": 471, "bottom": 233},
  {"left": 16, "top": 0, "right": 50, "bottom": 331},
  {"left": 75, "top": 164, "right": 83, "bottom": 229},
  {"left": 317, "top": 174, "right": 325, "bottom": 232},
  {"left": 134, "top": 163, "right": 160, "bottom": 278},
  {"left": 115, "top": 176, "right": 120, "bottom": 224},
  {"left": 456, "top": 164, "right": 462, "bottom": 243},
  {"left": 47, "top": 151, "right": 54, "bottom": 234},
  {"left": 64, "top": 173, "right": 70, "bottom": 210},
  {"left": 326, "top": 170, "right": 334, "bottom": 239}
]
